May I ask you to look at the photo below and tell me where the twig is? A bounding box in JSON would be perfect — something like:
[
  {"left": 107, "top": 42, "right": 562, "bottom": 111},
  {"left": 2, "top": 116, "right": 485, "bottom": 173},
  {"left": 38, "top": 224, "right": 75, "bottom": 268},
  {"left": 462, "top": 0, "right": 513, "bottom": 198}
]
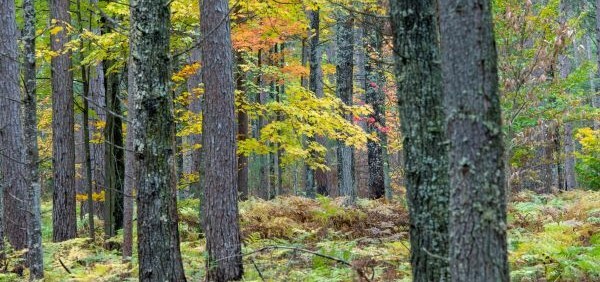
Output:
[
  {"left": 250, "top": 257, "right": 265, "bottom": 282},
  {"left": 58, "top": 258, "right": 72, "bottom": 274}
]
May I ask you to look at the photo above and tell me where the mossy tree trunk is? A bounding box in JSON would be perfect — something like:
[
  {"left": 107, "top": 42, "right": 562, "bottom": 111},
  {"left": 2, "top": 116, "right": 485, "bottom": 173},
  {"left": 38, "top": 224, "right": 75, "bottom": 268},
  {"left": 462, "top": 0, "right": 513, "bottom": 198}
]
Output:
[
  {"left": 129, "top": 0, "right": 186, "bottom": 279},
  {"left": 390, "top": 1, "right": 450, "bottom": 280},
  {"left": 439, "top": 0, "right": 509, "bottom": 280}
]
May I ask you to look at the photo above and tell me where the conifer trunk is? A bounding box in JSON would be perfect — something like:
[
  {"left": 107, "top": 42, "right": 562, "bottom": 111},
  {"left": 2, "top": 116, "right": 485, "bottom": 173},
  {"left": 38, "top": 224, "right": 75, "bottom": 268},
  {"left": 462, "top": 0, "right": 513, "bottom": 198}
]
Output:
[
  {"left": 200, "top": 0, "right": 244, "bottom": 278},
  {"left": 1, "top": 0, "right": 28, "bottom": 252},
  {"left": 50, "top": 0, "right": 77, "bottom": 242},
  {"left": 129, "top": 0, "right": 186, "bottom": 279},
  {"left": 439, "top": 0, "right": 509, "bottom": 280},
  {"left": 22, "top": 0, "right": 44, "bottom": 276},
  {"left": 390, "top": 1, "right": 449, "bottom": 280}
]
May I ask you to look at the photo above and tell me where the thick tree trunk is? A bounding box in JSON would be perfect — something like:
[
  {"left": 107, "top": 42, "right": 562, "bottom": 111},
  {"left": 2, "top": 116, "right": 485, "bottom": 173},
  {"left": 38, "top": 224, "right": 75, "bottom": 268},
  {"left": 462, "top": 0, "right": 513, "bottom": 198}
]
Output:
[
  {"left": 50, "top": 0, "right": 77, "bottom": 242},
  {"left": 439, "top": 0, "right": 509, "bottom": 280},
  {"left": 129, "top": 0, "right": 186, "bottom": 280},
  {"left": 200, "top": 0, "right": 244, "bottom": 278},
  {"left": 335, "top": 12, "right": 356, "bottom": 204},
  {"left": 22, "top": 0, "right": 44, "bottom": 277},
  {"left": 0, "top": 0, "right": 28, "bottom": 252},
  {"left": 103, "top": 63, "right": 124, "bottom": 238},
  {"left": 390, "top": 1, "right": 450, "bottom": 280}
]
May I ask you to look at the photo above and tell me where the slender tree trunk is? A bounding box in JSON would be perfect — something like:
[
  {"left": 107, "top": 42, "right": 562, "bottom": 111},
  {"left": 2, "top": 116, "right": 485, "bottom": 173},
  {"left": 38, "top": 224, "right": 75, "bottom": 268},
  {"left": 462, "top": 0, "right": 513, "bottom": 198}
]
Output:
[
  {"left": 185, "top": 45, "right": 203, "bottom": 198},
  {"left": 364, "top": 18, "right": 386, "bottom": 201},
  {"left": 563, "top": 122, "right": 577, "bottom": 190},
  {"left": 89, "top": 0, "right": 106, "bottom": 219},
  {"left": 256, "top": 49, "right": 270, "bottom": 199},
  {"left": 121, "top": 81, "right": 135, "bottom": 260},
  {"left": 237, "top": 53, "right": 249, "bottom": 201},
  {"left": 390, "top": 1, "right": 449, "bottom": 280},
  {"left": 439, "top": 0, "right": 509, "bottom": 280},
  {"left": 335, "top": 12, "right": 356, "bottom": 204},
  {"left": 306, "top": 9, "right": 321, "bottom": 198},
  {"left": 22, "top": 0, "right": 44, "bottom": 277},
  {"left": 129, "top": 0, "right": 186, "bottom": 279},
  {"left": 103, "top": 63, "right": 124, "bottom": 238},
  {"left": 50, "top": 0, "right": 77, "bottom": 242},
  {"left": 75, "top": 0, "right": 95, "bottom": 243},
  {"left": 201, "top": 0, "right": 244, "bottom": 278}
]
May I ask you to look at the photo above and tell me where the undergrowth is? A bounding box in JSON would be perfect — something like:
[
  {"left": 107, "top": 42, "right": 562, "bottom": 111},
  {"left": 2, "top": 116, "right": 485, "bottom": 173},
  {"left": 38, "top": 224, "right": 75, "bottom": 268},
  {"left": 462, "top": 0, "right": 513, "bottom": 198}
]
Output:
[{"left": 0, "top": 190, "right": 597, "bottom": 281}]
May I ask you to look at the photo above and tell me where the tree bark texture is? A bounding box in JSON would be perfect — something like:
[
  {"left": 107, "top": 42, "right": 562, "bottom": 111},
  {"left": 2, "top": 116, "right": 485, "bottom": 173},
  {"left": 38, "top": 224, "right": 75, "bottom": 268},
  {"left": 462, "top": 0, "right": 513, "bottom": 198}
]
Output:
[
  {"left": 200, "top": 0, "right": 244, "bottom": 278},
  {"left": 129, "top": 0, "right": 186, "bottom": 280},
  {"left": 335, "top": 12, "right": 356, "bottom": 204},
  {"left": 439, "top": 0, "right": 509, "bottom": 280},
  {"left": 50, "top": 0, "right": 77, "bottom": 242},
  {"left": 0, "top": 0, "right": 28, "bottom": 251},
  {"left": 365, "top": 18, "right": 387, "bottom": 201},
  {"left": 22, "top": 0, "right": 45, "bottom": 276},
  {"left": 390, "top": 1, "right": 450, "bottom": 280}
]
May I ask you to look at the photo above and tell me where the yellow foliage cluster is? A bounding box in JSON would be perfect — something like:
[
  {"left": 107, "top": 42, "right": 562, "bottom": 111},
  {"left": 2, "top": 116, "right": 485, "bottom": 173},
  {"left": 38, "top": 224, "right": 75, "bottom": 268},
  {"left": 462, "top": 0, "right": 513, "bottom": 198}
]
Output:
[{"left": 75, "top": 190, "right": 106, "bottom": 202}]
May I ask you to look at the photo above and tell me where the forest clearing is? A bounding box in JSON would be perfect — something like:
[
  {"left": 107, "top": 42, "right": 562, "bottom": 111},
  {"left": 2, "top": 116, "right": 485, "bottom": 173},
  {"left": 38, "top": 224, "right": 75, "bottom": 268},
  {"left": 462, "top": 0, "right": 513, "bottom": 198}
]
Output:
[{"left": 0, "top": 0, "right": 599, "bottom": 281}]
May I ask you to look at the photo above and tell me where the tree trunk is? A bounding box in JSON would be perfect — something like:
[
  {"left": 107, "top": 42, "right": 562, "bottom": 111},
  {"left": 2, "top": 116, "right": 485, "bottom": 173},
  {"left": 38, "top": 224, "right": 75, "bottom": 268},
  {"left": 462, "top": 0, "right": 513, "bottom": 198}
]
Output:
[
  {"left": 439, "top": 0, "right": 509, "bottom": 280},
  {"left": 50, "top": 0, "right": 77, "bottom": 242},
  {"left": 365, "top": 18, "right": 387, "bottom": 201},
  {"left": 184, "top": 45, "right": 203, "bottom": 198},
  {"left": 237, "top": 53, "right": 249, "bottom": 201},
  {"left": 129, "top": 0, "right": 186, "bottom": 279},
  {"left": 103, "top": 63, "right": 124, "bottom": 238},
  {"left": 22, "top": 0, "right": 44, "bottom": 276},
  {"left": 306, "top": 9, "right": 321, "bottom": 198},
  {"left": 335, "top": 12, "right": 356, "bottom": 204},
  {"left": 121, "top": 77, "right": 135, "bottom": 260},
  {"left": 200, "top": 0, "right": 244, "bottom": 278},
  {"left": 595, "top": 0, "right": 600, "bottom": 129},
  {"left": 390, "top": 1, "right": 450, "bottom": 280},
  {"left": 0, "top": 0, "right": 28, "bottom": 252}
]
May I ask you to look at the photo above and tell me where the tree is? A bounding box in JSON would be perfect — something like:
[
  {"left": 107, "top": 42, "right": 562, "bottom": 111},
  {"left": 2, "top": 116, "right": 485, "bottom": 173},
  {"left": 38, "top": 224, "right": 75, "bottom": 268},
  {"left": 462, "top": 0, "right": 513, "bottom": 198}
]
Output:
[
  {"left": 0, "top": 0, "right": 29, "bottom": 251},
  {"left": 364, "top": 17, "right": 389, "bottom": 200},
  {"left": 129, "top": 0, "right": 186, "bottom": 279},
  {"left": 306, "top": 8, "right": 322, "bottom": 198},
  {"left": 390, "top": 0, "right": 449, "bottom": 280},
  {"left": 335, "top": 11, "right": 356, "bottom": 204},
  {"left": 50, "top": 0, "right": 77, "bottom": 242},
  {"left": 23, "top": 0, "right": 44, "bottom": 276},
  {"left": 201, "top": 0, "right": 244, "bottom": 277},
  {"left": 439, "top": 0, "right": 509, "bottom": 280}
]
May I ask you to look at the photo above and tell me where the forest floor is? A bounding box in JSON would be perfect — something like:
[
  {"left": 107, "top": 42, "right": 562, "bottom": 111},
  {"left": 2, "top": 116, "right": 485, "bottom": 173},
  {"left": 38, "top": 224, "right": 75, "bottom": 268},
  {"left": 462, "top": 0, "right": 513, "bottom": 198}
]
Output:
[{"left": 1, "top": 190, "right": 599, "bottom": 281}]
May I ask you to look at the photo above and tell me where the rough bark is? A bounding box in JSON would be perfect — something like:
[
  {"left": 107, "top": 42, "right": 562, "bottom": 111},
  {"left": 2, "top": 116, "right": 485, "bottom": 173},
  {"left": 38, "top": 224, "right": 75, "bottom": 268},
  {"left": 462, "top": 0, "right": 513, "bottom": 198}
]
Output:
[
  {"left": 200, "top": 0, "right": 244, "bottom": 278},
  {"left": 129, "top": 0, "right": 186, "bottom": 279},
  {"left": 390, "top": 1, "right": 449, "bottom": 280},
  {"left": 439, "top": 0, "right": 509, "bottom": 280},
  {"left": 22, "top": 0, "right": 44, "bottom": 277},
  {"left": 50, "top": 0, "right": 77, "bottom": 242},
  {"left": 335, "top": 12, "right": 356, "bottom": 204},
  {"left": 365, "top": 18, "right": 387, "bottom": 201},
  {"left": 0, "top": 0, "right": 28, "bottom": 252}
]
